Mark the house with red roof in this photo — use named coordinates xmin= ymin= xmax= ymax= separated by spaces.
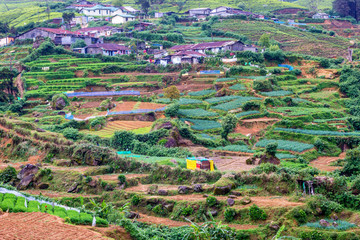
xmin=16 ymin=28 xmax=102 ymax=46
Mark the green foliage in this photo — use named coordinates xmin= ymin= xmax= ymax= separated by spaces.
xmin=181 ymin=118 xmax=221 ymax=131
xmin=242 ymin=101 xmax=260 ymax=111
xmin=303 ymin=219 xmax=356 ymax=231
xmin=153 ymin=204 xmax=167 ymax=216
xmin=111 ymin=131 xmax=135 ymax=150
xmin=307 ymin=195 xmax=343 ymax=216
xmin=0 ymin=166 xmax=17 ymax=183
xmin=253 ymin=79 xmax=273 ymax=92
xmin=165 ymin=103 xmax=179 ymax=117
xmin=224 ymin=208 xmax=236 ymax=222
xmin=178 ymin=108 xmax=218 ymax=118
xmin=131 ymin=195 xmax=141 ymax=206
xmin=342 ymin=149 xmax=360 ymax=176
xmin=118 ymin=174 xmax=126 ymax=184
xmin=181 ymin=205 xmax=194 ymax=216
xmin=265 ymin=142 xmax=278 ymax=156
xmin=256 ymin=139 xmax=314 ymax=153
xmin=275 ymin=128 xmax=360 ymax=137
xmin=259 ymin=33 xmax=270 ymax=48
xmin=211 ymin=97 xmax=261 ymax=111
xmin=206 ymin=196 xmax=217 ymax=207
xmin=235 ymin=111 xmax=261 ymax=118
xmin=260 ymin=90 xmax=292 ymax=97
xmin=164 ymin=85 xmax=180 ymax=100
xmin=292 ymin=208 xmax=307 ymax=224
xmin=249 ymin=204 xmax=267 ymax=221
xmin=215 ymin=145 xmax=254 ymax=153
xmin=62 ymin=127 xmax=80 ymax=141
xmin=221 ymin=113 xmax=238 ymax=140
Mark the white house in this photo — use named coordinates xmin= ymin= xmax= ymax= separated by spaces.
xmin=82 ymin=5 xmax=122 ymax=16
xmin=0 ymin=37 xmax=15 ymax=47
xmin=188 ymin=8 xmax=211 ymax=18
xmin=312 ymin=12 xmax=329 ymax=19
xmin=111 ymin=14 xmax=136 ymax=24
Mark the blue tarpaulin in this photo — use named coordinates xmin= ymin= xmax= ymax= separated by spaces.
xmin=200 ymin=70 xmax=221 ymax=75
xmin=278 ymin=64 xmax=294 ymax=71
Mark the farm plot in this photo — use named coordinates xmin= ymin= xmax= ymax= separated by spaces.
xmin=188 ymin=89 xmax=216 ymax=97
xmin=205 ymin=96 xmax=242 ymax=105
xmin=229 ymin=84 xmax=246 ymax=90
xmin=211 ymin=97 xmax=262 ymax=111
xmin=255 ymin=139 xmax=314 ymax=152
xmin=182 ymin=118 xmax=221 ymax=131
xmin=236 ymin=111 xmax=261 ymax=118
xmin=82 ymin=121 xmax=153 ymax=138
xmin=260 ymin=90 xmax=293 ymax=97
xmin=275 ymin=128 xmax=360 ymax=137
xmin=214 ymin=145 xmax=254 ymax=153
xmin=270 ymin=107 xmax=340 ymax=116
xmin=178 ymin=108 xmax=218 ymax=118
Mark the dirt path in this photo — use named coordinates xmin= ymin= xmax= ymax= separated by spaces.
xmin=95 ymin=173 xmax=148 ymax=182
xmin=235 ymin=117 xmax=279 ymax=137
xmin=137 ymin=213 xmax=258 ymax=230
xmin=310 ymin=152 xmax=346 ymax=172
xmin=100 ymin=72 xmax=180 ymax=77
xmin=0 ymin=212 xmax=109 ymax=240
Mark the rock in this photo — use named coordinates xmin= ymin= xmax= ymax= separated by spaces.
xmin=126 ymin=212 xmax=140 ymax=219
xmin=55 ymin=97 xmax=66 ymax=110
xmin=240 ymin=197 xmax=251 ymax=205
xmin=258 ymin=154 xmax=280 ymax=165
xmin=331 ymin=214 xmax=339 ymax=221
xmin=57 ymin=111 xmax=66 ymax=115
xmin=147 ymin=185 xmax=158 ymax=195
xmin=158 ymin=189 xmax=169 ymax=196
xmin=164 ymin=203 xmax=174 ymax=212
xmin=207 ymin=210 xmax=218 ymax=217
xmin=87 ymin=180 xmax=97 ymax=188
xmin=54 ymin=159 xmax=71 ymax=167
xmin=34 ymin=119 xmax=39 ymax=123
xmin=230 ymin=191 xmax=242 ymax=196
xmin=164 ymin=138 xmax=177 ymax=148
xmin=269 ymin=222 xmax=280 ymax=231
xmin=228 ymin=195 xmax=237 ymax=199
xmin=227 ymin=198 xmax=235 ymax=206
xmin=160 ymin=122 xmax=173 ymax=130
xmin=319 ymin=219 xmax=330 ymax=227
xmin=332 ymin=221 xmax=338 ymax=227
xmin=67 ymin=182 xmax=78 ymax=193
xmin=178 ymin=186 xmax=193 ymax=194
xmin=203 ymin=194 xmax=209 ymax=198
xmin=17 ymin=164 xmax=39 ymax=190
xmin=38 ymin=183 xmax=49 ymax=189
xmin=193 ymin=184 xmax=203 ymax=193
xmin=36 ymin=128 xmax=46 ymax=132
xmin=213 ymin=185 xmax=232 ymax=195
xmin=146 ymin=198 xmax=159 ymax=204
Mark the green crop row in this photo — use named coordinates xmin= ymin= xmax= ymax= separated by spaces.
xmin=229 ymin=84 xmax=246 ymax=91
xmin=275 ymin=128 xmax=360 ymax=137
xmin=216 ymin=77 xmax=237 ymax=82
xmin=205 ymin=96 xmax=241 ymax=104
xmin=260 ymin=90 xmax=293 ymax=97
xmin=178 ymin=108 xmax=218 ymax=118
xmin=211 ymin=97 xmax=261 ymax=111
xmin=215 ymin=145 xmax=254 ymax=153
xmin=178 ymin=98 xmax=203 ymax=105
xmin=0 ymin=192 xmax=108 ymax=227
xmin=255 ymin=139 xmax=314 ymax=152
xmin=235 ymin=111 xmax=261 ymax=118
xmin=271 ymin=107 xmax=338 ymax=116
xmin=188 ymin=89 xmax=216 ymax=97
xmin=181 ymin=118 xmax=221 ymax=131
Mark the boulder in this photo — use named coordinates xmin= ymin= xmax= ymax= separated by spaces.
xmin=240 ymin=197 xmax=251 ymax=205
xmin=147 ymin=185 xmax=158 ymax=195
xmin=230 ymin=191 xmax=242 ymax=196
xmin=332 ymin=221 xmax=338 ymax=227
xmin=55 ymin=98 xmax=66 ymax=110
xmin=319 ymin=219 xmax=330 ymax=227
xmin=36 ymin=128 xmax=46 ymax=132
xmin=213 ymin=184 xmax=232 ymax=195
xmin=269 ymin=222 xmax=280 ymax=231
xmin=67 ymin=182 xmax=79 ymax=193
xmin=164 ymin=138 xmax=177 ymax=148
xmin=228 ymin=195 xmax=237 ymax=199
xmin=164 ymin=203 xmax=175 ymax=212
xmin=57 ymin=111 xmax=66 ymax=115
xmin=158 ymin=189 xmax=169 ymax=196
xmin=227 ymin=198 xmax=235 ymax=206
xmin=34 ymin=119 xmax=39 ymax=123
xmin=126 ymin=212 xmax=140 ymax=219
xmin=207 ymin=210 xmax=218 ymax=217
xmin=38 ymin=183 xmax=49 ymax=189
xmin=178 ymin=186 xmax=193 ymax=194
xmin=87 ymin=180 xmax=97 ymax=188
xmin=54 ymin=159 xmax=71 ymax=167
xmin=193 ymin=184 xmax=203 ymax=193
xmin=17 ymin=164 xmax=39 ymax=190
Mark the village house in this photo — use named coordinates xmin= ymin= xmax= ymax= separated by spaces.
xmin=111 ymin=14 xmax=136 ymax=24
xmin=75 ymin=26 xmax=121 ymax=38
xmin=0 ymin=37 xmax=15 ymax=47
xmin=120 ymin=6 xmax=141 ymax=15
xmin=84 ymin=43 xmax=130 ymax=56
xmin=71 ymin=16 xmax=89 ymax=26
xmin=171 ymin=51 xmax=206 ymax=64
xmin=16 ymin=28 xmax=102 ymax=46
xmin=209 ymin=7 xmax=253 ymax=17
xmin=169 ymin=41 xmax=257 ymax=54
xmin=186 ymin=8 xmax=211 ymax=19
xmin=312 ymin=12 xmax=329 ymax=19
xmin=81 ymin=5 xmax=122 ymax=16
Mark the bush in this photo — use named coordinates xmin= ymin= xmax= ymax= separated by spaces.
xmin=153 ymin=204 xmax=167 ymax=216
xmin=118 ymin=174 xmax=126 ymax=184
xmin=242 ymin=101 xmax=260 ymax=111
xmin=206 ymin=196 xmax=217 ymax=207
xmin=131 ymin=195 xmax=141 ymax=206
xmin=0 ymin=166 xmax=17 ymax=183
xmin=224 ymin=208 xmax=236 ymax=222
xmin=181 ymin=205 xmax=194 ymax=216
xmin=292 ymin=208 xmax=307 ymax=224
xmin=265 ymin=142 xmax=278 ymax=156
xmin=320 ymin=58 xmax=330 ymax=68
xmin=293 ymin=69 xmax=302 ymax=76
xmin=62 ymin=127 xmax=80 ymax=141
xmin=249 ymin=205 xmax=267 ymax=220
xmin=165 ymin=103 xmax=179 ymax=117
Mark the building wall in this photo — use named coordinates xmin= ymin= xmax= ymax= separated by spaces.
xmin=17 ymin=29 xmax=56 ymax=40
xmin=86 ymin=47 xmax=103 ymax=54
xmin=112 ymin=16 xmax=135 ymax=24
xmin=83 ymin=9 xmax=114 ymax=16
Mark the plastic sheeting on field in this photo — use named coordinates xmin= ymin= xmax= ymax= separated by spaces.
xmin=65 ymin=90 xmax=140 ymax=98
xmin=278 ymin=64 xmax=294 ymax=71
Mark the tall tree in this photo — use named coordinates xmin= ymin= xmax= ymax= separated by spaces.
xmin=135 ymin=0 xmax=151 ymax=16
xmin=333 ymin=0 xmax=360 ymax=21
xmin=0 ymin=67 xmax=18 ymax=100
xmin=221 ymin=113 xmax=237 ymax=140
xmin=62 ymin=12 xmax=75 ymax=30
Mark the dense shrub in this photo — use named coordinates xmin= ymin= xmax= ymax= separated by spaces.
xmin=206 ymin=196 xmax=217 ymax=207
xmin=0 ymin=166 xmax=17 ymax=183
xmin=249 ymin=205 xmax=267 ymax=220
xmin=224 ymin=208 xmax=236 ymax=222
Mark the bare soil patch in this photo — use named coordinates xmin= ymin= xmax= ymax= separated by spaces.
xmin=310 ymin=152 xmax=346 ymax=172
xmin=0 ymin=212 xmax=109 ymax=240
xmin=235 ymin=118 xmax=279 ymax=137
xmin=126 ymin=183 xmax=181 ymax=193
xmin=212 ymin=156 xmax=256 ymax=172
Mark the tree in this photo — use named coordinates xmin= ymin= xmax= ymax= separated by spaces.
xmin=342 ymin=148 xmax=360 ymax=176
xmin=62 ymin=12 xmax=75 ymax=30
xmin=135 ymin=0 xmax=151 ymax=16
xmin=265 ymin=142 xmax=278 ymax=157
xmin=0 ymin=67 xmax=18 ymax=101
xmin=164 ymin=103 xmax=179 ymax=117
xmin=221 ymin=113 xmax=237 ymax=140
xmin=163 ymin=85 xmax=180 ymax=100
xmin=71 ymin=39 xmax=86 ymax=49
xmin=333 ymin=0 xmax=360 ymax=21
xmin=307 ymin=0 xmax=324 ymax=12
xmin=112 ymin=0 xmax=123 ymax=7
xmin=258 ymin=33 xmax=270 ymax=48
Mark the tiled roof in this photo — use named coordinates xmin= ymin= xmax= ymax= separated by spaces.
xmin=173 ymin=51 xmax=206 ymax=57
xmin=38 ymin=28 xmax=80 ymax=35
xmin=87 ymin=43 xmax=129 ymax=51
xmin=72 ymin=4 xmax=96 ymax=7
xmin=76 ymin=26 xmax=114 ymax=33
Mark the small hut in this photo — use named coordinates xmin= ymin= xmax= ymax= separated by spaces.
xmin=186 ymin=157 xmax=214 ymax=171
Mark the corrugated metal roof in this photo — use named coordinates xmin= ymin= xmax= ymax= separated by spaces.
xmin=87 ymin=43 xmax=129 ymax=51
xmin=170 ymin=41 xmax=237 ymax=51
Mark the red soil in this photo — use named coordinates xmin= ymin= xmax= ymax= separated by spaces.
xmin=137 ymin=102 xmax=166 ymax=110
xmin=310 ymin=152 xmax=346 ymax=172
xmin=212 ymin=156 xmax=256 ymax=172
xmin=0 ymin=212 xmax=109 ymax=240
